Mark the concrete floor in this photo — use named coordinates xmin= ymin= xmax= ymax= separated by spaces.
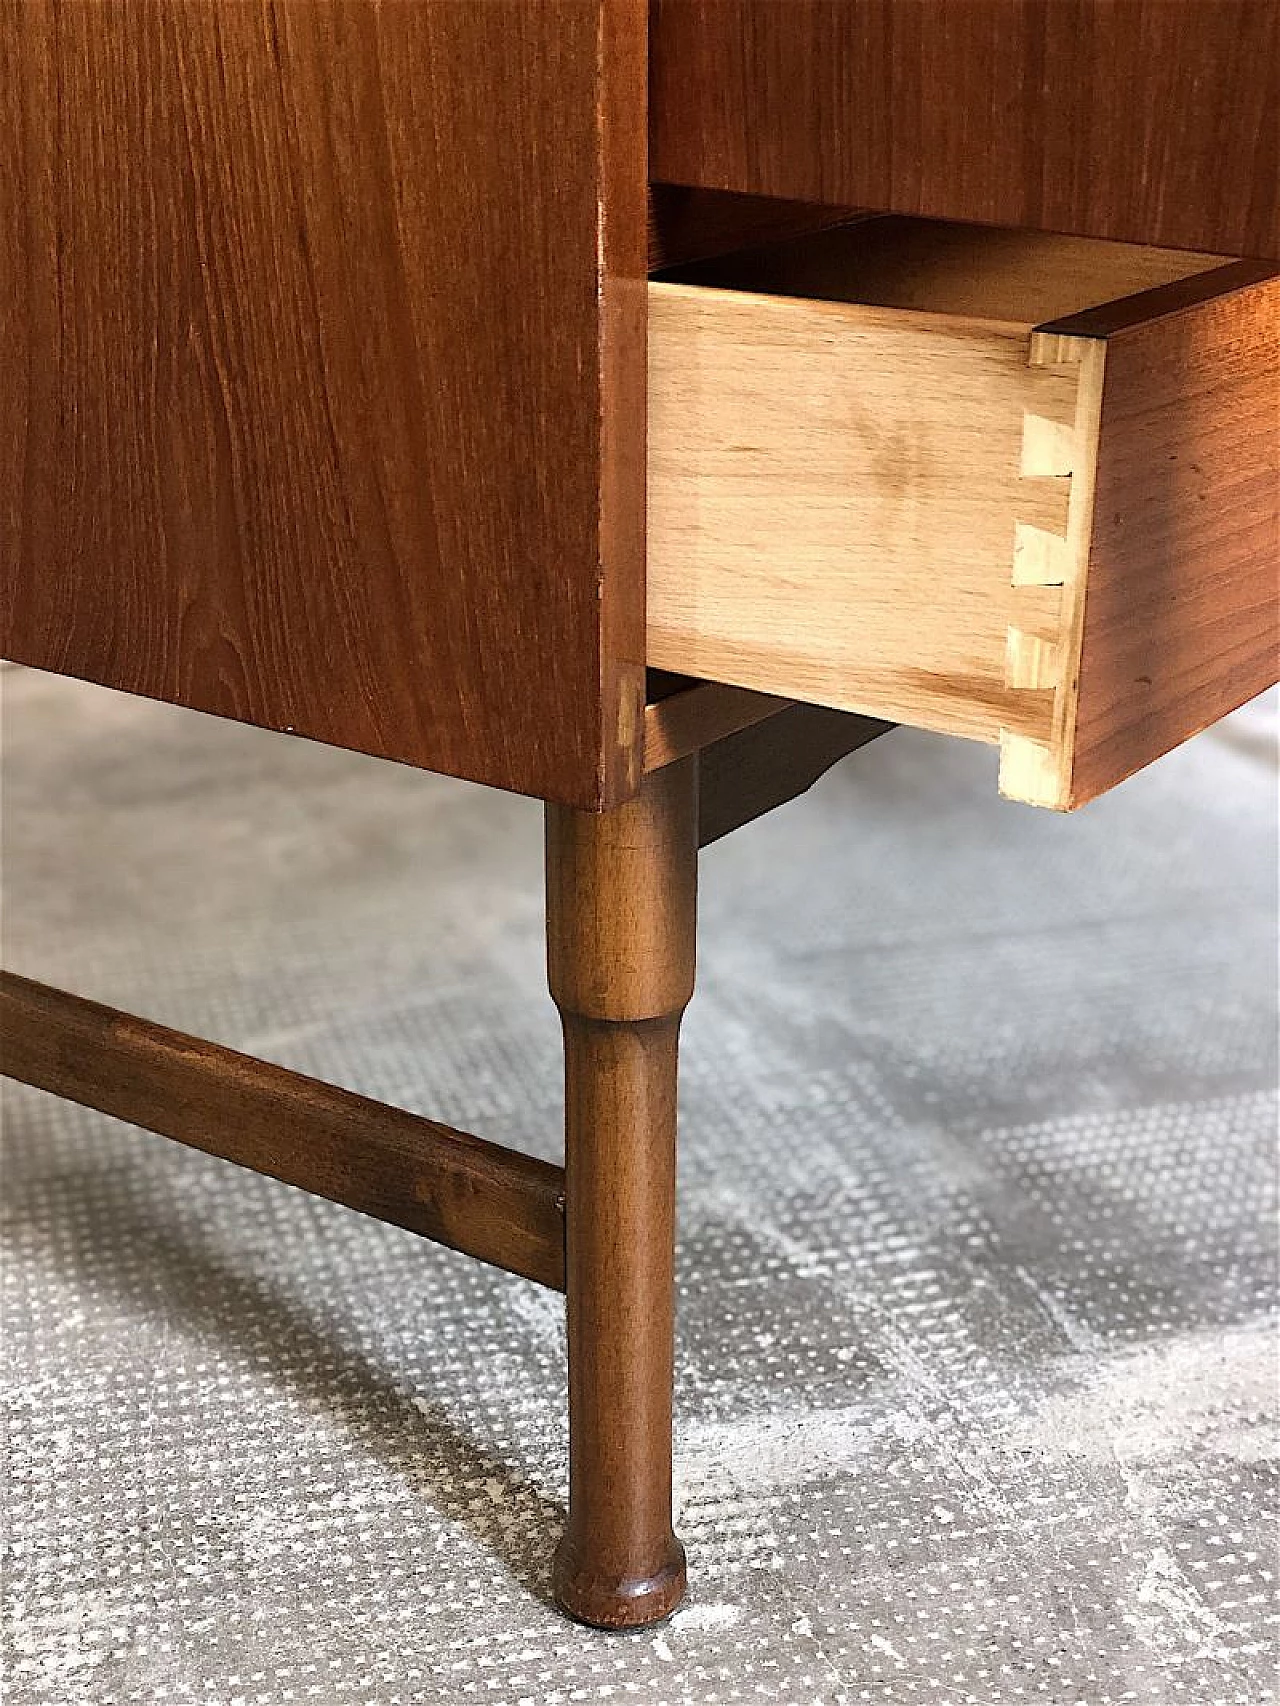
xmin=2 ymin=667 xmax=1277 ymax=1706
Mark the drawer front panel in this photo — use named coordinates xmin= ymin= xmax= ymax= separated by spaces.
xmin=651 ymin=0 xmax=1280 ymax=260
xmin=1052 ymin=270 xmax=1280 ymax=808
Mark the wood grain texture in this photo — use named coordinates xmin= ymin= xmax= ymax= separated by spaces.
xmin=647 ymin=222 xmax=1219 ymax=748
xmin=545 ymin=759 xmax=697 ymax=1628
xmin=643 ymin=680 xmax=790 ymax=772
xmin=1060 ymin=269 xmax=1280 ymax=808
xmin=647 ymin=277 xmax=1082 ymax=745
xmin=0 ymin=971 xmax=567 ymax=1291
xmin=651 ymin=0 xmax=1280 ymax=258
xmin=697 ymin=706 xmax=893 ymax=847
xmin=0 ymin=1 xmax=648 ymax=809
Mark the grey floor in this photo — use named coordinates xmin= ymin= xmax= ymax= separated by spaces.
xmin=2 ymin=666 xmax=1277 ymax=1706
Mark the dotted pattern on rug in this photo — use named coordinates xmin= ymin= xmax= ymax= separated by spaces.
xmin=3 ymin=670 xmax=1277 ymax=1706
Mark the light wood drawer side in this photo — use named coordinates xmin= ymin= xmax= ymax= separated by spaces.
xmin=647 ymin=234 xmax=1278 ymax=808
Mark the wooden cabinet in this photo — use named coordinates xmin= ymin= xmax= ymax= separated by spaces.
xmin=1 ymin=0 xmax=1276 ymax=1638
xmin=4 ymin=3 xmax=1274 ymax=813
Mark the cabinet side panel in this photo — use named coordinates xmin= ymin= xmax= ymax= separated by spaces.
xmin=0 ymin=0 xmax=647 ymax=808
xmin=1068 ymin=276 xmax=1280 ymax=806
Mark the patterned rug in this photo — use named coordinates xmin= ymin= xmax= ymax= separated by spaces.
xmin=3 ymin=668 xmax=1276 ymax=1705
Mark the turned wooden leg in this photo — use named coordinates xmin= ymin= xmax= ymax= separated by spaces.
xmin=544 ymin=756 xmax=697 ymax=1629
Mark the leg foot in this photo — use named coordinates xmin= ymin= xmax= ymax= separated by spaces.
xmin=553 ymin=1528 xmax=687 ymax=1630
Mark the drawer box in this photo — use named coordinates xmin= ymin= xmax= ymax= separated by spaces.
xmin=647 ymin=220 xmax=1279 ymax=807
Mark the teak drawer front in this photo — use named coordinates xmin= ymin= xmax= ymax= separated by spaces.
xmin=647 ymin=224 xmax=1280 ymax=809
xmin=650 ymin=0 xmax=1280 ymax=259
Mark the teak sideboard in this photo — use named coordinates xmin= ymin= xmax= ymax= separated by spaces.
xmin=2 ymin=1 xmax=1276 ymax=1629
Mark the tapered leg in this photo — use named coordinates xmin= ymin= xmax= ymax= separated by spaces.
xmin=545 ymin=757 xmax=698 ymax=1629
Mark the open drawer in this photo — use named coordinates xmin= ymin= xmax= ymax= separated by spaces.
xmin=647 ymin=220 xmax=1279 ymax=808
